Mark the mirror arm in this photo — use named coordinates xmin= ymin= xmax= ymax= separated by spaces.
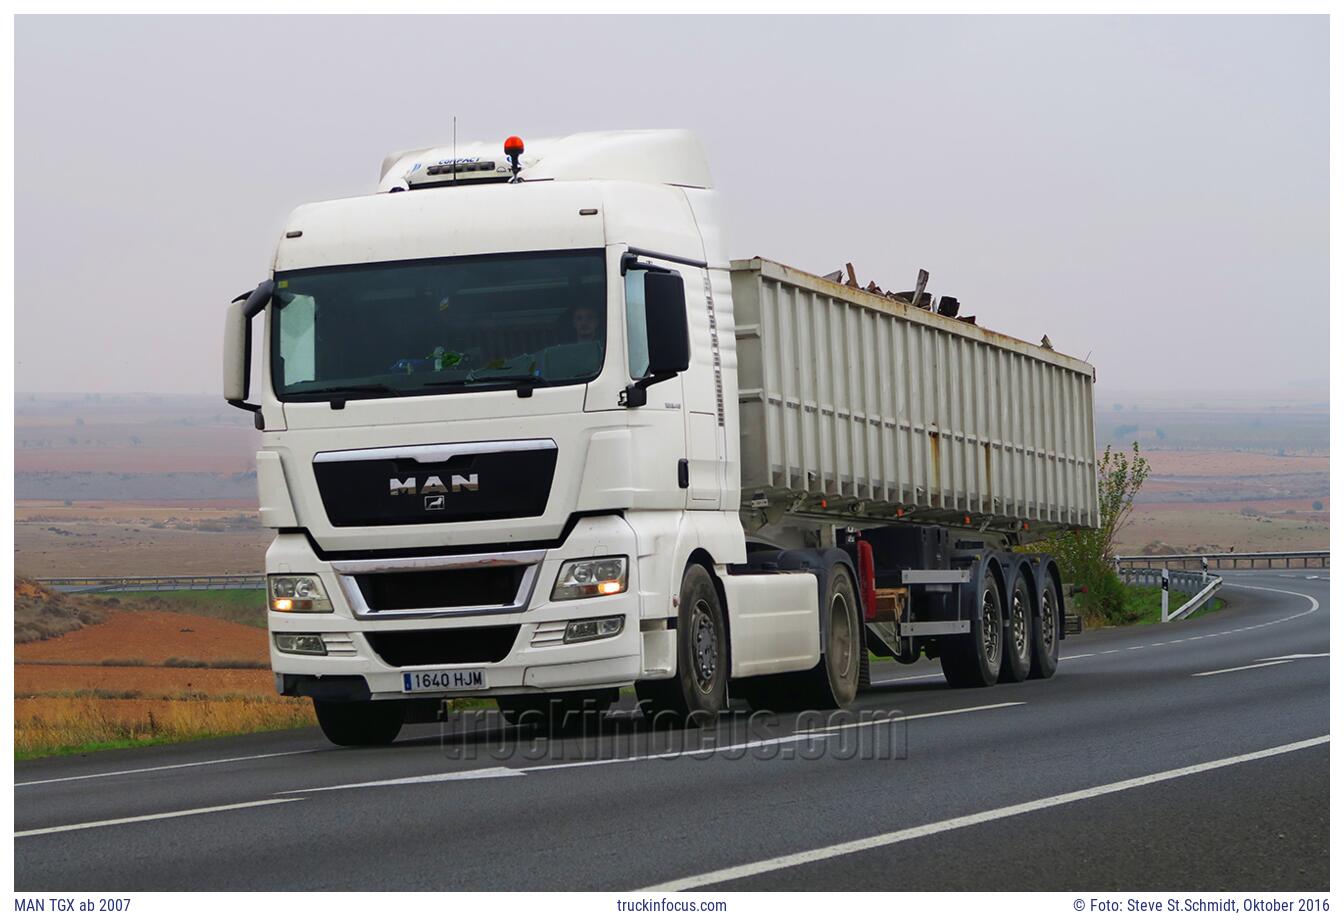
xmin=620 ymin=372 xmax=677 ymax=409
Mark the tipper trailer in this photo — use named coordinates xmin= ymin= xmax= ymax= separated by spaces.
xmin=223 ymin=129 xmax=1098 ymax=745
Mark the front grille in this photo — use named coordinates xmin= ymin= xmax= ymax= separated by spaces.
xmin=314 ymin=444 xmax=558 ymax=527
xmin=354 ymin=566 xmax=526 ymax=612
xmin=367 ymin=626 xmax=520 ymax=667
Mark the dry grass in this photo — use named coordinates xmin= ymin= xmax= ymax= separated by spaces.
xmin=15 ymin=697 xmax=315 ymax=759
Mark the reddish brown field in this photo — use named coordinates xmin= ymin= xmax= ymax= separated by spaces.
xmin=15 ymin=611 xmax=268 ymax=665
xmin=16 ymin=664 xmax=275 ymax=697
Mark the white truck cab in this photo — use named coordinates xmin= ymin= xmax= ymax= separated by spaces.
xmin=225 ymin=130 xmax=1093 ymax=745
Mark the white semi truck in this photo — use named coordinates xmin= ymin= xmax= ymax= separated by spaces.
xmin=224 ymin=129 xmax=1098 ymax=746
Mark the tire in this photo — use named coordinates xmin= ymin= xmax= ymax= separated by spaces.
xmin=999 ymin=567 xmax=1034 ymax=683
xmin=794 ymin=564 xmax=863 ymax=710
xmin=498 ymin=690 xmax=618 ymax=734
xmin=1029 ymin=567 xmax=1062 ymax=679
xmin=636 ymin=564 xmax=728 ymax=728
xmin=939 ymin=567 xmax=1004 ymax=688
xmin=313 ymin=699 xmax=406 ymax=746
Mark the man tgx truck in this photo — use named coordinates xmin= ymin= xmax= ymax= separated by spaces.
xmin=223 ymin=129 xmax=1098 ymax=746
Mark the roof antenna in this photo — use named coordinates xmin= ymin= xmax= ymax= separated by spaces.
xmin=452 ymin=115 xmax=457 ymax=186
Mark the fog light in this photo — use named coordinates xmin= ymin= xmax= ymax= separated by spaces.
xmin=275 ymin=633 xmax=327 ymax=655
xmin=564 ymin=615 xmax=625 ymax=644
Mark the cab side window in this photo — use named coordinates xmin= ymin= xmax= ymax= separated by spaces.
xmin=624 ymin=269 xmax=650 ymax=379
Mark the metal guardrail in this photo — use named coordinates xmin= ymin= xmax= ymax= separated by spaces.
xmin=1119 ymin=567 xmax=1223 ymax=620
xmin=1115 ymin=550 xmax=1328 ymax=572
xmin=36 ymin=575 xmax=265 ymax=594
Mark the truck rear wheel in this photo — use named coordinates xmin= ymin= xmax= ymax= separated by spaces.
xmin=313 ymin=699 xmax=406 ymax=746
xmin=636 ymin=564 xmax=727 ymax=728
xmin=795 ymin=564 xmax=863 ymax=709
xmin=498 ymin=690 xmax=618 ymax=735
xmin=999 ymin=569 xmax=1034 ymax=683
xmin=1029 ymin=568 xmax=1062 ymax=679
xmin=939 ymin=568 xmax=1004 ymax=688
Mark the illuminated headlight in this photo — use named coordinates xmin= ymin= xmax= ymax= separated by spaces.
xmin=564 ymin=615 xmax=625 ymax=643
xmin=268 ymin=574 xmax=333 ymax=612
xmin=551 ymin=556 xmax=628 ymax=601
xmin=274 ymin=633 xmax=327 ymax=655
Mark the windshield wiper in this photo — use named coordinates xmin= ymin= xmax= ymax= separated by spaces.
xmin=463 ymin=372 xmax=540 ymax=385
xmin=285 ymin=382 xmax=406 ymax=409
xmin=287 ymin=383 xmax=401 ymax=398
xmin=459 ymin=371 xmax=541 ymax=398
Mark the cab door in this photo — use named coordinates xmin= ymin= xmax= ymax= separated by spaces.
xmin=623 ymin=259 xmax=719 ymax=509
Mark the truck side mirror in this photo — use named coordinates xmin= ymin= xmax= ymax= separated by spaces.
xmin=643 ymin=272 xmax=690 ymax=376
xmin=621 ymin=271 xmax=689 ymax=409
xmin=223 ymin=280 xmax=274 ymax=419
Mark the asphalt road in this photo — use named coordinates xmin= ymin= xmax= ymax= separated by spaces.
xmin=15 ymin=570 xmax=1329 ymax=891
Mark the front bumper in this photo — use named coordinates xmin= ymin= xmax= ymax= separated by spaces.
xmin=266 ymin=515 xmax=646 ymax=701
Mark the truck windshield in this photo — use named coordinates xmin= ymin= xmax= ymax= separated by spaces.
xmin=270 ymin=250 xmax=606 ymax=401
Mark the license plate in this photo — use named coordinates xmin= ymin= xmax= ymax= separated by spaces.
xmin=402 ymin=669 xmax=488 ymax=693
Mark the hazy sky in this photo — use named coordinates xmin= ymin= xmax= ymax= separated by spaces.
xmin=15 ymin=15 xmax=1328 ymax=397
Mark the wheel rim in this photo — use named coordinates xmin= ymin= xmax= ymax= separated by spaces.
xmin=1040 ymin=587 xmax=1058 ymax=654
xmin=691 ymin=600 xmax=719 ymax=694
xmin=981 ymin=584 xmax=1001 ymax=664
xmin=1010 ymin=582 xmax=1029 ymax=660
xmin=829 ymin=592 xmax=855 ymax=679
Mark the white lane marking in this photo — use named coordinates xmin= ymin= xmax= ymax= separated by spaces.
xmin=1232 ymin=582 xmax=1321 ymax=615
xmin=1194 ymin=651 xmax=1330 ymax=678
xmin=1126 ymin=646 xmax=1145 ymax=651
xmin=15 ymin=797 xmax=304 ymax=838
xmin=15 ymin=749 xmax=322 ymax=788
xmin=282 ymin=702 xmax=1025 ymax=794
xmin=1194 ymin=661 xmax=1292 ymax=677
xmin=285 ymin=766 xmax=522 ymax=793
xmin=645 ymin=735 xmax=1330 ymax=891
xmin=869 ymin=673 xmax=941 ymax=686
xmin=1061 ymin=653 xmax=1095 ymax=660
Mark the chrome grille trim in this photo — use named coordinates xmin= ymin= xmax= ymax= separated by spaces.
xmin=331 ymin=550 xmax=545 ymax=620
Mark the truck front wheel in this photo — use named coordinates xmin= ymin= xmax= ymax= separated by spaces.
xmin=637 ymin=564 xmax=727 ymax=728
xmin=313 ymin=699 xmax=406 ymax=746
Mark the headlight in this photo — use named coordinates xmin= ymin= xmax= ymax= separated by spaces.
xmin=268 ymin=574 xmax=333 ymax=612
xmin=551 ymin=556 xmax=628 ymax=601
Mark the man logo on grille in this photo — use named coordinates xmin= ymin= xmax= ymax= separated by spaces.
xmin=424 ymin=495 xmax=446 ymax=511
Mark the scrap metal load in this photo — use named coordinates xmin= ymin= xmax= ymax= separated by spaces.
xmin=732 ymin=258 xmax=1098 ymax=538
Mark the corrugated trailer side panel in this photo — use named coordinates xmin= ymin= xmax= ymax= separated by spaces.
xmin=732 ymin=259 xmax=1098 ymax=534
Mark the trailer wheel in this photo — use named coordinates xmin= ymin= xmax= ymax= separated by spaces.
xmin=939 ymin=568 xmax=1004 ymax=688
xmin=999 ymin=568 xmax=1034 ymax=683
xmin=1029 ymin=568 xmax=1062 ymax=679
xmin=313 ymin=699 xmax=406 ymax=746
xmin=498 ymin=690 xmax=618 ymax=735
xmin=636 ymin=564 xmax=727 ymax=727
xmin=795 ymin=564 xmax=862 ymax=710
